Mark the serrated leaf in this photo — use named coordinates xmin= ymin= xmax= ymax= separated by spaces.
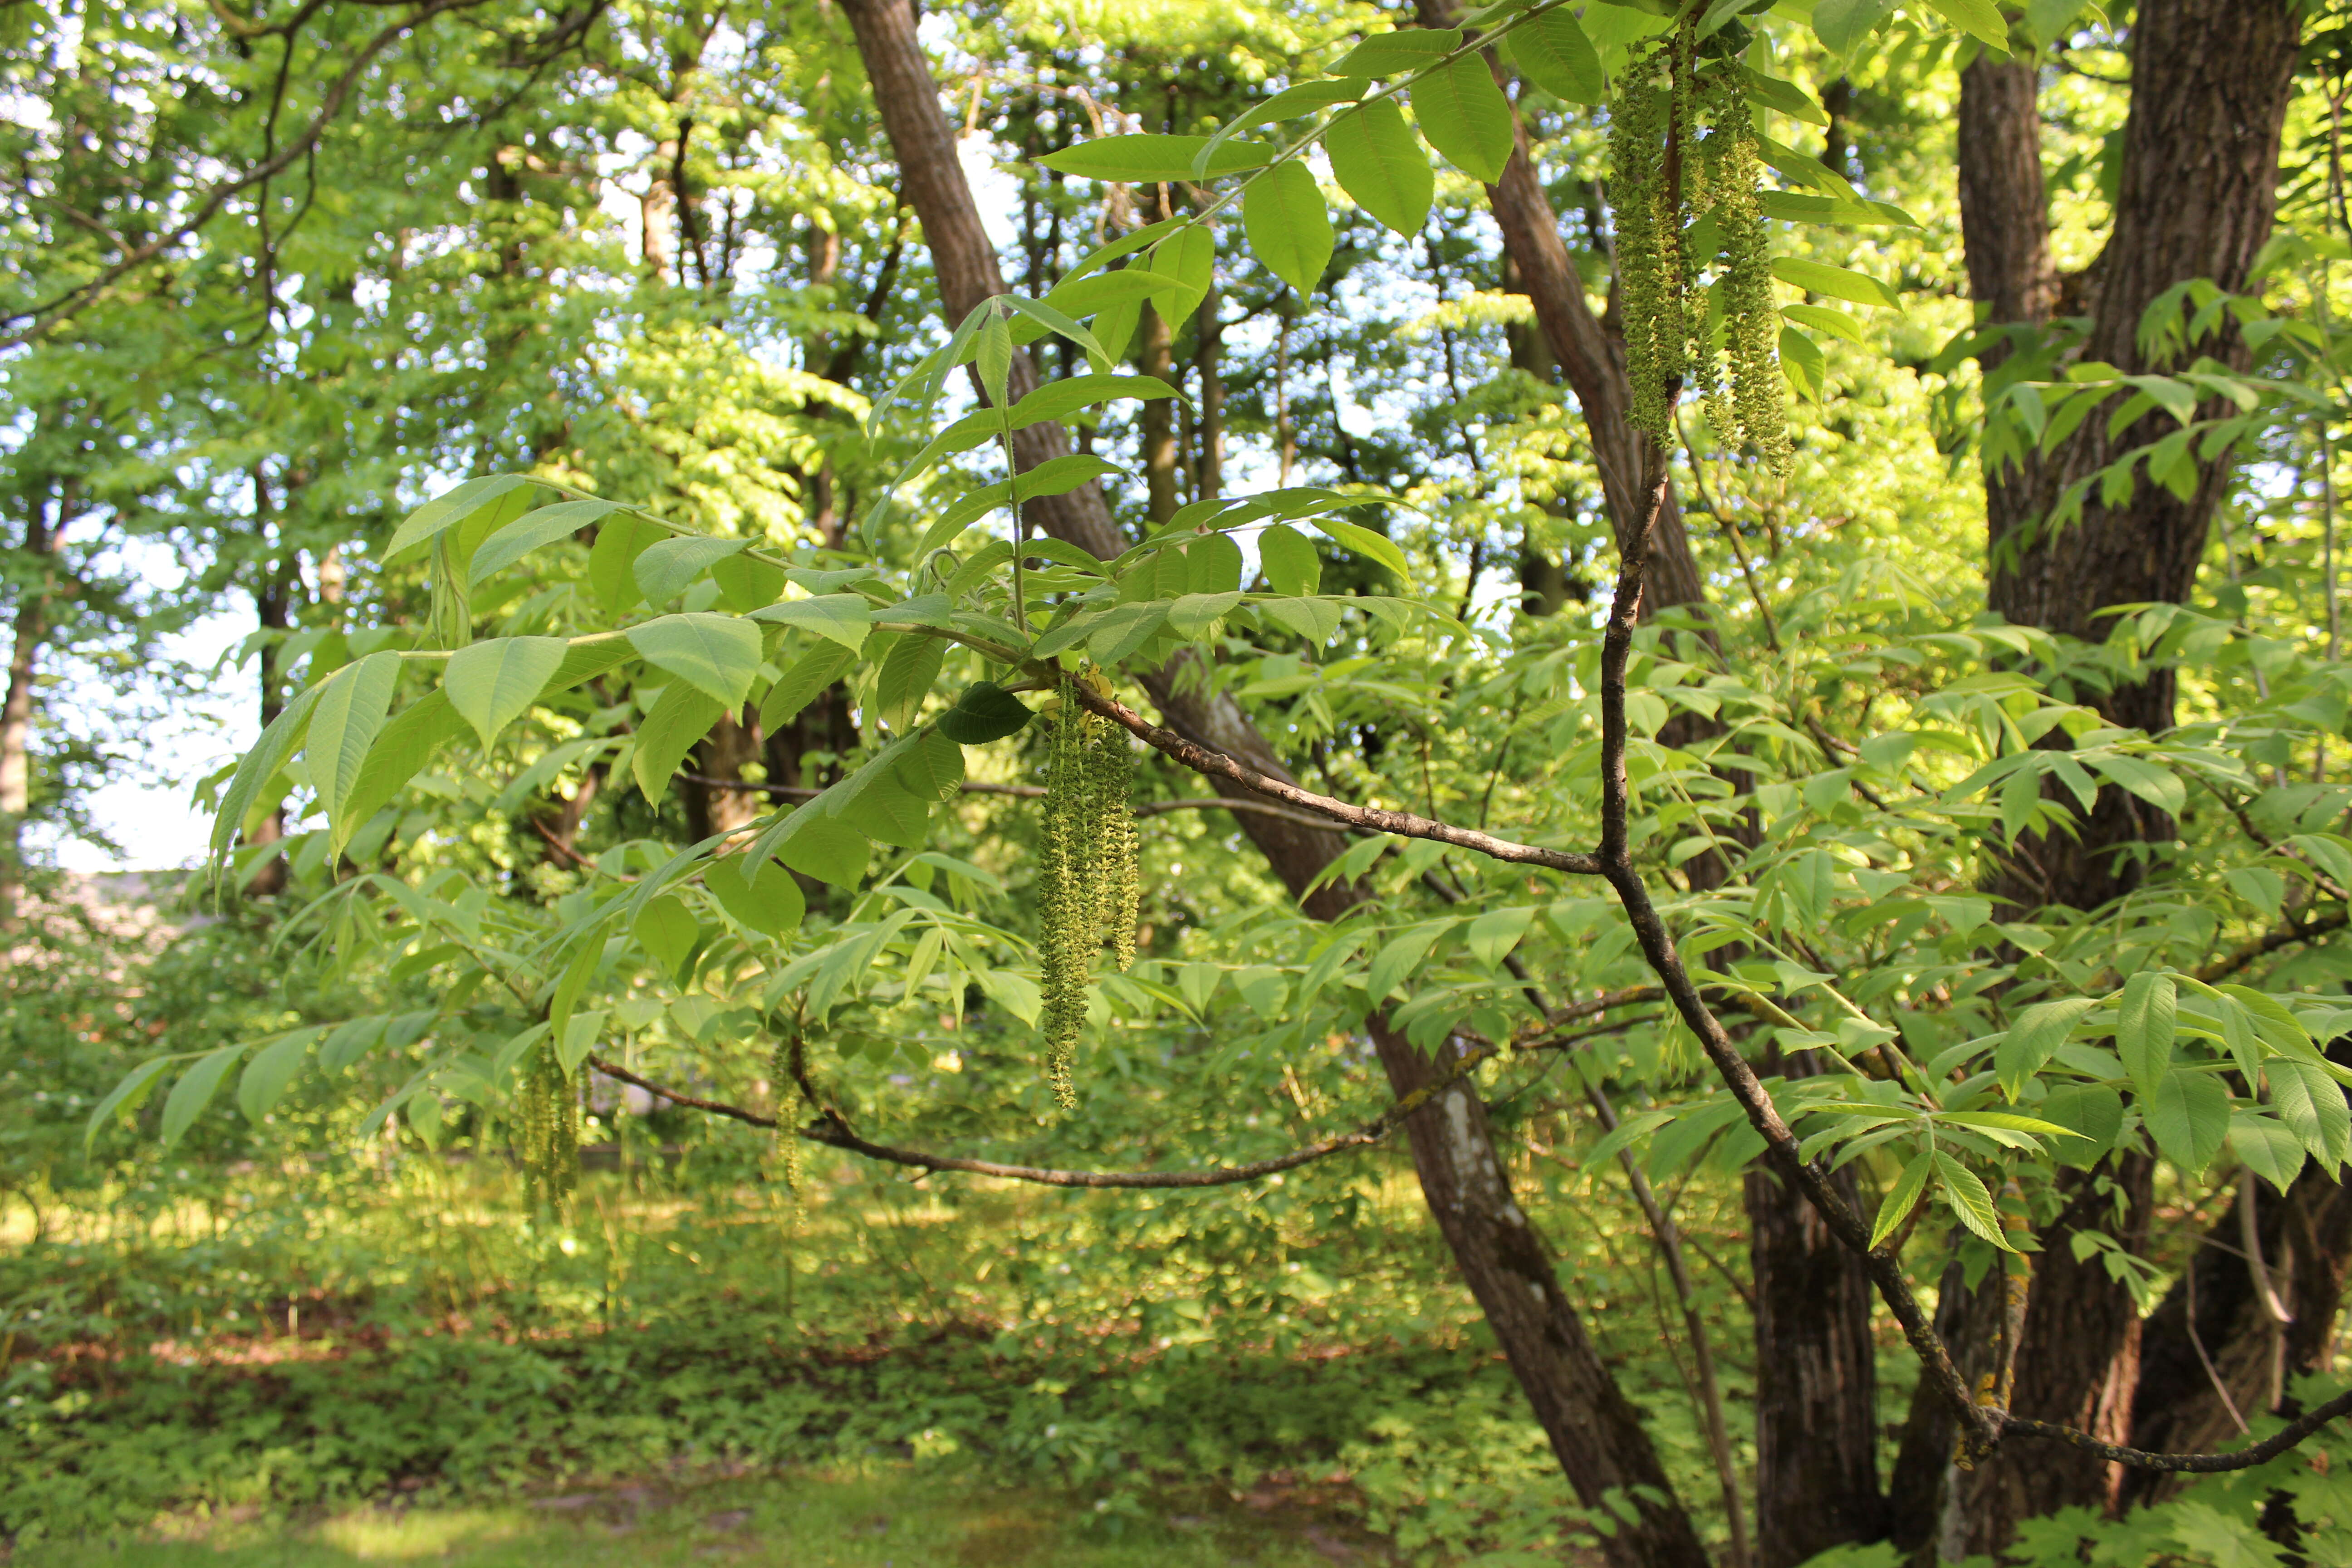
xmin=84 ymin=1057 xmax=177 ymax=1152
xmin=1780 ymin=325 xmax=1825 ymax=402
xmin=2270 ymin=1057 xmax=2352 ymax=1173
xmin=877 ymin=634 xmax=946 ymax=731
xmin=1259 ymin=524 xmax=1323 ymax=596
xmin=1504 ymin=6 xmax=1602 ymax=104
xmin=634 ymin=894 xmax=700 ymax=977
xmin=1782 ymin=303 xmax=1867 ymax=344
xmin=1244 ymin=160 xmax=1335 ymax=297
xmin=1367 ymin=918 xmax=1456 ymax=1001
xmin=706 ymin=853 xmax=805 ymax=938
xmin=467 ymin=499 xmax=618 ymax=587
xmin=938 ymin=682 xmax=1034 ymax=745
xmin=238 ymin=1028 xmax=320 ymax=1123
xmin=1310 ymin=516 xmax=1409 ymax=583
xmin=444 ymin=637 xmax=568 ymax=751
xmin=2039 ymin=1082 xmax=2123 ymax=1169
xmin=778 ymin=818 xmax=868 ymax=889
xmin=1329 ymin=28 xmax=1458 ymax=77
xmin=209 ymin=681 xmax=323 ymax=866
xmin=161 ymin=1045 xmax=245 ymax=1148
xmin=1935 ymin=1152 xmax=2014 ymax=1250
xmin=2232 ymin=1112 xmax=2305 ymax=1194
xmin=750 ymin=594 xmax=872 ymax=652
xmin=1925 ymin=0 xmax=2009 ymax=50
xmin=2116 ymin=971 xmax=2177 ymax=1099
xmin=1772 ymin=255 xmax=1902 ymax=310
xmin=635 ymin=536 xmax=750 ymax=607
xmin=1412 ymin=57 xmax=1513 ymax=183
xmin=1037 ymin=134 xmax=1273 ymax=181
xmin=383 ymin=474 xmax=540 ymax=564
xmin=1870 ymin=1148 xmax=1935 ymax=1247
xmin=1148 ymin=227 xmax=1215 ymax=327
xmin=1465 ymin=906 xmax=1534 ymax=969
xmin=1326 ymin=100 xmax=1433 ymax=237
xmin=2086 ymin=753 xmax=2186 ymax=815
xmin=1813 ymin=0 xmax=1897 ymax=56
xmin=630 ymin=683 xmax=725 ymax=802
xmin=2146 ymin=1067 xmax=2230 ymax=1176
xmin=628 ymin=613 xmax=762 ymax=707
xmin=306 ymin=651 xmax=403 ymax=837
xmin=1740 ymin=67 xmax=1828 ymax=126
xmin=1995 ymin=996 xmax=2095 ymax=1098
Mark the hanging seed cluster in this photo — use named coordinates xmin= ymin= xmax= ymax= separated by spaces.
xmin=1035 ymin=675 xmax=1139 ymax=1107
xmin=517 ymin=1033 xmax=578 ymax=1209
xmin=1610 ymin=20 xmax=1791 ymax=476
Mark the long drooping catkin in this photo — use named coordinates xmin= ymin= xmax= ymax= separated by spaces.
xmin=519 ymin=1034 xmax=578 ymax=1209
xmin=1034 ymin=673 xmax=1139 ymax=1105
xmin=1610 ymin=19 xmax=1790 ymax=477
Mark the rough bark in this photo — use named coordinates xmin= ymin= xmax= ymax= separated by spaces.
xmin=1195 ymin=289 xmax=1225 ymax=500
xmin=1745 ymin=1061 xmax=1884 ymax=1567
xmin=1944 ymin=15 xmax=2306 ymax=1556
xmin=1954 ymin=1157 xmax=2156 ymax=1553
xmin=1138 ymin=304 xmax=1180 ymax=524
xmin=685 ymin=709 xmax=764 ymax=840
xmin=837 ymin=3 xmax=1708 ymax=1561
xmin=1970 ymin=0 xmax=2299 ymax=910
xmin=0 ymin=491 xmax=54 ymax=928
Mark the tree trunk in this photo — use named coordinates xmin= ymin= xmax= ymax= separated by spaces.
xmin=1953 ymin=1157 xmax=2155 ymax=1553
xmin=1138 ymin=304 xmax=1180 ymax=524
xmin=1195 ymin=289 xmax=1225 ymax=501
xmin=246 ymin=466 xmax=297 ymax=897
xmin=0 ymin=490 xmax=55 ymax=929
xmin=837 ymin=4 xmax=1710 ymax=1560
xmin=1745 ymin=1058 xmax=1884 ymax=1568
xmin=685 ymin=708 xmax=765 ymax=841
xmin=1949 ymin=8 xmax=2304 ymax=1553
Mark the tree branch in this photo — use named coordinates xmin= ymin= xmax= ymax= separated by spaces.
xmin=586 ymin=1043 xmax=1500 ymax=1190
xmin=2 ymin=0 xmax=484 ymax=348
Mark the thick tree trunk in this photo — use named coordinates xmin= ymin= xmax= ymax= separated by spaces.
xmin=0 ymin=495 xmax=54 ymax=929
xmin=685 ymin=709 xmax=764 ymax=840
xmin=838 ymin=4 xmax=1709 ymax=1561
xmin=1137 ymin=304 xmax=1180 ymax=524
xmin=1745 ymin=1060 xmax=1884 ymax=1568
xmin=1953 ymin=1157 xmax=2155 ymax=1553
xmin=1195 ymin=289 xmax=1225 ymax=501
xmin=1949 ymin=6 xmax=2305 ymax=1554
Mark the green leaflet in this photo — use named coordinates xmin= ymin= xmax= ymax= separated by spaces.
xmin=630 ymin=683 xmax=726 ymax=802
xmin=210 ymin=682 xmax=325 ymax=866
xmin=444 ymin=637 xmax=568 ymax=750
xmin=2145 ymin=1066 xmax=2230 ymax=1177
xmin=751 ymin=595 xmax=872 ymax=652
xmin=383 ymin=474 xmax=543 ymax=564
xmin=635 ymin=536 xmax=750 ymax=607
xmin=1037 ymin=134 xmax=1273 ymax=181
xmin=707 ymin=853 xmax=806 ymax=937
xmin=1870 ymin=1148 xmax=1934 ymax=1249
xmin=778 ymin=818 xmax=868 ymax=889
xmin=761 ymin=640 xmax=860 ymax=731
xmin=1243 ymin=161 xmax=1334 ymax=298
xmin=938 ymin=683 xmax=1034 ymax=745
xmin=1411 ymin=57 xmax=1512 ymax=184
xmin=1259 ymin=524 xmax=1323 ymax=596
xmin=1328 ymin=29 xmax=1457 ymax=78
xmin=1326 ymin=100 xmax=1432 ymax=237
xmin=306 ymin=651 xmax=403 ymax=843
xmin=161 ymin=1045 xmax=245 ymax=1148
xmin=339 ymin=691 xmax=467 ymax=847
xmin=1502 ymin=6 xmax=1602 ymax=105
xmin=634 ymin=895 xmax=700 ymax=978
xmin=1771 ymin=256 xmax=1903 ymax=311
xmin=239 ymin=1027 xmax=324 ymax=1123
xmin=1993 ymin=996 xmax=2094 ymax=1098
xmin=628 ymin=613 xmax=762 ymax=707
xmin=1934 ymin=1152 xmax=2012 ymax=1251
xmin=2115 ymin=971 xmax=2177 ymax=1099
xmin=467 ymin=498 xmax=618 ymax=587
xmin=1311 ymin=516 xmax=1410 ymax=583
xmin=876 ymin=634 xmax=945 ymax=732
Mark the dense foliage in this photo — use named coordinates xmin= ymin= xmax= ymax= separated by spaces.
xmin=15 ymin=0 xmax=2352 ymax=1563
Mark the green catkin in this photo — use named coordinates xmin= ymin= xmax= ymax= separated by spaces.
xmin=1037 ymin=680 xmax=1090 ymax=1107
xmin=1611 ymin=40 xmax=1675 ymax=443
xmin=1609 ymin=23 xmax=1789 ymax=475
xmin=519 ymin=1034 xmax=578 ymax=1210
xmin=770 ymin=1035 xmax=804 ymax=1202
xmin=1032 ymin=674 xmax=1142 ymax=1105
xmin=1087 ymin=712 xmax=1138 ymax=971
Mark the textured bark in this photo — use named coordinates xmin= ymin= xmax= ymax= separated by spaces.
xmin=0 ymin=494 xmax=53 ymax=928
xmin=2126 ymin=1168 xmax=2352 ymax=1500
xmin=1195 ymin=289 xmax=1225 ymax=501
xmin=1137 ymin=304 xmax=1180 ymax=524
xmin=685 ymin=709 xmax=764 ymax=840
xmin=1967 ymin=0 xmax=2299 ymax=911
xmin=838 ymin=3 xmax=1706 ymax=1560
xmin=1745 ymin=1062 xmax=1884 ymax=1567
xmin=1954 ymin=1157 xmax=2155 ymax=1553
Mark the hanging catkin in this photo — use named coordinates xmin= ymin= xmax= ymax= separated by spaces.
xmin=1609 ymin=19 xmax=1791 ymax=478
xmin=1034 ymin=673 xmax=1138 ymax=1106
xmin=518 ymin=1033 xmax=578 ymax=1209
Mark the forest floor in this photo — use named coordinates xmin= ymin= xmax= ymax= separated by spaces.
xmin=7 ymin=1466 xmax=1394 ymax=1567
